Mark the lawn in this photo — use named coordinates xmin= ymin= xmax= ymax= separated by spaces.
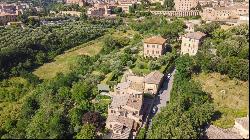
xmin=192 ymin=72 xmax=249 ymax=128
xmin=33 ymin=40 xmax=102 ymax=80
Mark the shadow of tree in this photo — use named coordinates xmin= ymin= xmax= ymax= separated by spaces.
xmin=211 ymin=110 xmax=222 ymax=121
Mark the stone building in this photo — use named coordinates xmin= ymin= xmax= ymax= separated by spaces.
xmin=201 ymin=5 xmax=249 ymax=21
xmin=144 ymin=71 xmax=164 ymax=95
xmin=0 ymin=2 xmax=25 ymax=25
xmin=65 ymin=0 xmax=85 ymax=6
xmin=150 ymin=10 xmax=200 ymax=17
xmin=106 ymin=70 xmax=164 ymax=139
xmin=181 ymin=31 xmax=206 ymax=56
xmin=143 ymin=36 xmax=166 ymax=58
xmin=0 ymin=13 xmax=18 ymax=25
xmin=59 ymin=11 xmax=82 ymax=17
xmin=174 ymin=0 xmax=198 ymax=11
xmin=106 ymin=79 xmax=144 ymax=139
xmin=87 ymin=3 xmax=116 ymax=17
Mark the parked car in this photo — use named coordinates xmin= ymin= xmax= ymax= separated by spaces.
xmin=167 ymin=73 xmax=171 ymax=79
xmin=152 ymin=106 xmax=158 ymax=114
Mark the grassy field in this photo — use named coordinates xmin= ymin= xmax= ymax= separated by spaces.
xmin=33 ymin=29 xmax=137 ymax=80
xmin=192 ymin=72 xmax=249 ymax=128
xmin=33 ymin=40 xmax=102 ymax=79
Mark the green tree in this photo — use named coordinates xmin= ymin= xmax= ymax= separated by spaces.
xmin=164 ymin=0 xmax=175 ymax=11
xmin=76 ymin=124 xmax=96 ymax=139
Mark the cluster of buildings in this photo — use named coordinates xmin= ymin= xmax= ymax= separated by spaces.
xmin=200 ymin=1 xmax=249 ymax=24
xmin=142 ymin=29 xmax=206 ymax=57
xmin=87 ymin=3 xmax=116 ymax=17
xmin=64 ymin=0 xmax=141 ymax=17
xmin=86 ymin=0 xmax=140 ymax=17
xmin=105 ymin=70 xmax=164 ymax=139
xmin=0 ymin=2 xmax=29 ymax=25
xmin=150 ymin=0 xmax=249 ymax=24
xmin=63 ymin=0 xmax=249 ymax=22
xmin=0 ymin=2 xmax=44 ymax=26
xmin=102 ymin=35 xmax=170 ymax=139
xmin=150 ymin=0 xmax=201 ymax=17
xmin=103 ymin=32 xmax=209 ymax=138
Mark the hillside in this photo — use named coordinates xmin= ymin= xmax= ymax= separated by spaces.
xmin=193 ymin=72 xmax=249 ymax=128
xmin=33 ymin=29 xmax=137 ymax=80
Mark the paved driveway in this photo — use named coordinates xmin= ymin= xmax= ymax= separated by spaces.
xmin=154 ymin=68 xmax=176 ymax=113
xmin=147 ymin=68 xmax=176 ymax=127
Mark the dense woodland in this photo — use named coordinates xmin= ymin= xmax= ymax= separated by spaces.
xmin=195 ymin=23 xmax=249 ymax=81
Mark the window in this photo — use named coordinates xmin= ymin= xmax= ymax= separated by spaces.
xmin=110 ymin=124 xmax=112 ymax=128
xmin=147 ymin=50 xmax=149 ymax=54
xmin=147 ymin=44 xmax=149 ymax=48
xmin=156 ymin=51 xmax=159 ymax=54
xmin=152 ymin=50 xmax=154 ymax=54
xmin=111 ymin=110 xmax=113 ymax=113
xmin=188 ymin=44 xmax=190 ymax=47
xmin=152 ymin=45 xmax=155 ymax=48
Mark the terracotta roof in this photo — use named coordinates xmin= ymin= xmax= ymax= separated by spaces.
xmin=126 ymin=75 xmax=144 ymax=83
xmin=107 ymin=115 xmax=135 ymax=129
xmin=143 ymin=36 xmax=166 ymax=44
xmin=116 ymin=81 xmax=131 ymax=91
xmin=144 ymin=71 xmax=164 ymax=84
xmin=184 ymin=31 xmax=206 ymax=40
xmin=110 ymin=94 xmax=130 ymax=108
xmin=125 ymin=94 xmax=143 ymax=110
xmin=235 ymin=117 xmax=249 ymax=130
xmin=129 ymin=83 xmax=144 ymax=92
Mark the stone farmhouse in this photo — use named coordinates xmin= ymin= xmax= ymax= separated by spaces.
xmin=143 ymin=36 xmax=167 ymax=58
xmin=181 ymin=31 xmax=206 ymax=56
xmin=174 ymin=0 xmax=198 ymax=11
xmin=106 ymin=71 xmax=164 ymax=139
xmin=87 ymin=3 xmax=116 ymax=17
xmin=117 ymin=0 xmax=140 ymax=13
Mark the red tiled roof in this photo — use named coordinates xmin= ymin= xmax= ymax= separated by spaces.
xmin=143 ymin=36 xmax=166 ymax=44
xmin=184 ymin=31 xmax=206 ymax=40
